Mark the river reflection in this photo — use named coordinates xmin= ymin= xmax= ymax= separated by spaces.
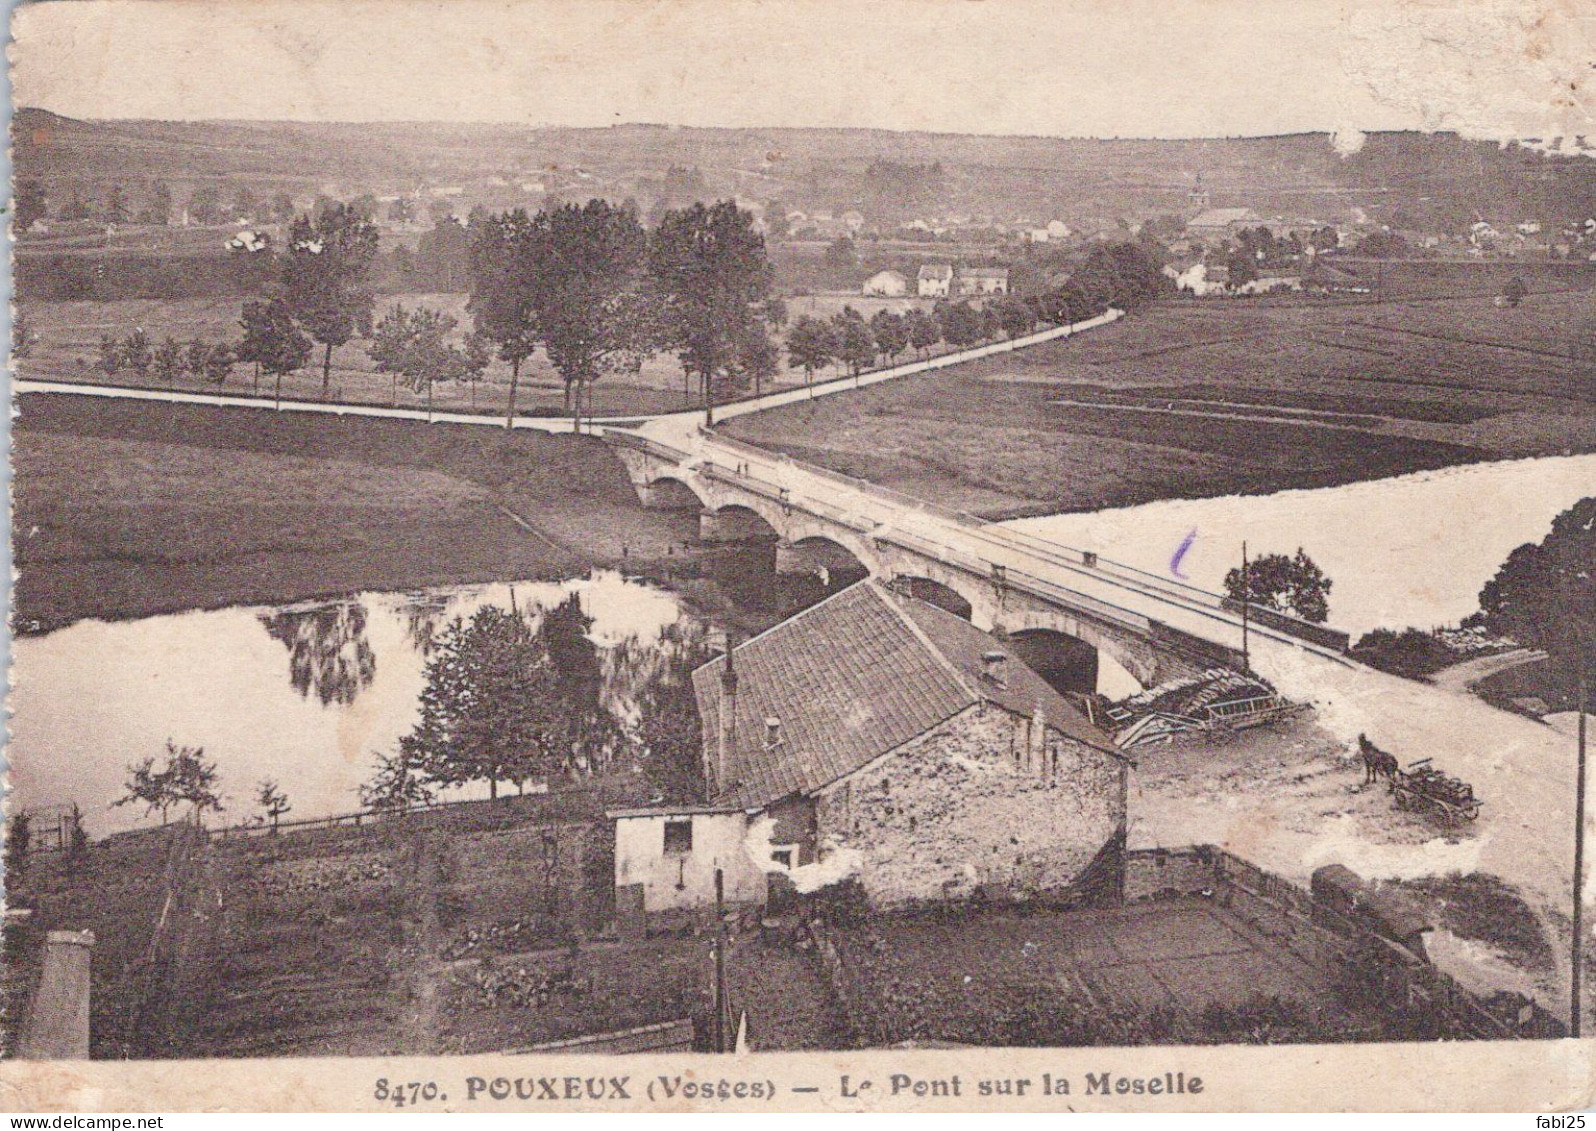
xmin=8 ymin=571 xmax=710 ymax=836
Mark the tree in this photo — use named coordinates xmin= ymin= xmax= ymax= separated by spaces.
xmin=648 ymin=200 xmax=778 ymax=424
xmin=360 ymin=749 xmax=434 ymax=813
xmin=6 ymin=812 xmax=31 ymax=882
xmin=237 ymin=297 xmax=313 ymax=399
xmin=403 ymin=606 xmax=573 ymax=799
xmin=187 ymin=184 xmax=225 ymax=225
xmin=271 ymin=192 xmax=296 ymax=224
xmin=66 ymin=805 xmax=89 ymax=864
xmin=201 ymin=343 xmax=235 ymax=385
xmin=154 ymin=336 xmax=186 ymax=388
xmin=185 ymin=338 xmax=211 ymax=381
xmin=905 ymin=307 xmax=941 ymax=357
xmin=824 ymin=235 xmax=858 ymax=271
xmin=1501 ymin=276 xmax=1528 ymax=308
xmin=524 ymin=199 xmax=658 ymax=431
xmin=366 ymin=304 xmax=475 ymax=417
xmin=388 ymin=197 xmax=416 ymax=225
xmin=993 ymin=295 xmax=1037 ymax=339
xmin=257 ymin=780 xmax=292 ymax=832
xmin=280 ymin=202 xmax=380 ymax=392
xmin=832 ymin=308 xmax=876 ymax=375
xmin=1472 ymin=497 xmax=1595 ymax=697
xmin=1226 ymin=249 xmax=1260 ymax=289
xmin=1356 ymin=230 xmax=1409 ymax=258
xmin=14 ymin=178 xmax=47 ymax=231
xmin=139 ymin=181 xmax=172 ymax=226
xmin=13 ymin=309 xmax=35 ymax=360
xmin=870 ymin=309 xmax=910 ymax=362
xmin=168 ymin=744 xmax=223 ymax=824
xmin=935 ymin=300 xmax=983 ymax=348
xmin=1224 ymin=548 xmax=1333 ymax=624
xmin=122 ymin=328 xmax=153 ymax=378
xmin=104 ymin=185 xmax=130 ymax=224
xmin=786 ymin=315 xmax=838 ymax=387
xmin=97 ymin=333 xmax=121 ymax=375
xmin=467 ymin=209 xmax=541 ymax=425
xmin=114 ymin=745 xmax=179 ymax=825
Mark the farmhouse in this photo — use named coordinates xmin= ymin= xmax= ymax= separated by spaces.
xmin=862 ymin=269 xmax=909 ymax=297
xmin=688 ymin=580 xmax=1130 ymax=908
xmin=917 ymin=264 xmax=953 ymax=297
xmin=955 ymin=266 xmax=1009 ymax=296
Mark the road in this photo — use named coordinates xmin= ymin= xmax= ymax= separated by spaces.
xmin=11 ymin=309 xmax=1121 ymax=435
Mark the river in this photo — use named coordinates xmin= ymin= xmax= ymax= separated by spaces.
xmin=1003 ymin=453 xmax=1596 ymax=639
xmin=8 ymin=571 xmax=709 ymax=837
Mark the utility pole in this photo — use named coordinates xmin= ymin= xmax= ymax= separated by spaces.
xmin=1239 ymin=540 xmax=1251 ymax=673
xmin=1575 ymin=675 xmax=1588 ymax=1038
xmin=713 ymin=866 xmax=728 ymax=1052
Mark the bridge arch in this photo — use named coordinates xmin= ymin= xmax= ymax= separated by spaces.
xmin=887 ymin=575 xmax=974 ymax=621
xmin=699 ymin=503 xmax=782 ymax=544
xmin=777 ymin=534 xmax=871 ymax=584
xmin=1005 ymin=628 xmax=1104 ymax=697
xmin=637 ymin=474 xmax=705 ymax=512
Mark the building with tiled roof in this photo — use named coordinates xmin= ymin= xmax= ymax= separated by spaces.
xmin=916 ymin=263 xmax=953 ymax=297
xmin=954 ymin=266 xmax=1009 ymax=296
xmin=682 ymin=581 xmax=1129 ymax=908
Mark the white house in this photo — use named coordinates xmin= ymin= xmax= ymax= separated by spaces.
xmin=955 ymin=266 xmax=1009 ymax=296
xmin=917 ymin=264 xmax=954 ymax=298
xmin=862 ymin=269 xmax=909 ymax=297
xmin=610 ymin=805 xmax=768 ymax=917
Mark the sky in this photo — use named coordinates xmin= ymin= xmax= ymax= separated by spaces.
xmin=10 ymin=0 xmax=1593 ymax=141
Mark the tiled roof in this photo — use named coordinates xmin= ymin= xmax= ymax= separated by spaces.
xmin=1189 ymin=207 xmax=1260 ymax=228
xmin=959 ymin=267 xmax=1009 ymax=279
xmin=692 ymin=581 xmax=1123 ymax=809
xmin=918 ymin=264 xmax=954 ymax=280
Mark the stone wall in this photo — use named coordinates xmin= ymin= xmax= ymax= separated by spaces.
xmin=1123 ymin=847 xmax=1214 ymax=902
xmin=814 ymin=702 xmax=1124 ymax=906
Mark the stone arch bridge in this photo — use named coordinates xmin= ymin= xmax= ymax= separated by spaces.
xmin=606 ymin=428 xmax=1352 ymax=693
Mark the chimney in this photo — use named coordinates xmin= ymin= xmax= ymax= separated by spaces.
xmin=763 ymin=717 xmax=784 ymax=750
xmin=715 ymin=639 xmax=738 ymax=796
xmin=981 ymin=650 xmax=1009 ymax=687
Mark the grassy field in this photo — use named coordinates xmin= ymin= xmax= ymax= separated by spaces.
xmin=724 ymin=289 xmax=1596 ymax=517
xmin=17 ymin=292 xmax=855 ymax=419
xmin=12 ymin=393 xmax=700 ymax=632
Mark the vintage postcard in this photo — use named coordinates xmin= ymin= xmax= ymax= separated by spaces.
xmin=3 ymin=0 xmax=1594 ymax=1114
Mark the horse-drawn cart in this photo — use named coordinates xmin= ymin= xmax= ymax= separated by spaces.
xmin=1389 ymin=758 xmax=1482 ymax=825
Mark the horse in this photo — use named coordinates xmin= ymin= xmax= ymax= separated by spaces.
xmin=1359 ymin=734 xmax=1400 ymax=785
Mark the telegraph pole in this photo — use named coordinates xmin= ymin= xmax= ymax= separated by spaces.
xmin=1239 ymin=540 xmax=1251 ymax=673
xmin=1575 ymin=675 xmax=1588 ymax=1038
xmin=713 ymin=866 xmax=728 ymax=1052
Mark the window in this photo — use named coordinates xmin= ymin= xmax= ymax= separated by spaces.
xmin=771 ymin=849 xmax=793 ymax=869
xmin=663 ymin=818 xmax=693 ymax=856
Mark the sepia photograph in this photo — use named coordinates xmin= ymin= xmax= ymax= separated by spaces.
xmin=2 ymin=0 xmax=1594 ymax=1113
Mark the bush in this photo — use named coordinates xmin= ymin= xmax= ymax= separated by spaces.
xmin=1351 ymin=627 xmax=1458 ymax=679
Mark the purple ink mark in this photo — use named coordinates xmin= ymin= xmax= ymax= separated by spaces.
xmin=1170 ymin=527 xmax=1198 ymax=580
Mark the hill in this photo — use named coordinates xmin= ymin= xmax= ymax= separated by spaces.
xmin=15 ymin=108 xmax=1595 ymax=231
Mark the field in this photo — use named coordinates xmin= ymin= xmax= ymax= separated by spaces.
xmin=12 ymin=393 xmax=700 ymax=632
xmin=723 ymin=288 xmax=1596 ymax=517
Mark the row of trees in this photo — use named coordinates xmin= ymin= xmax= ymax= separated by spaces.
xmin=467 ymin=198 xmax=784 ymax=429
xmin=14 ymin=178 xmax=305 ymax=231
xmin=96 ymin=329 xmax=235 ymax=386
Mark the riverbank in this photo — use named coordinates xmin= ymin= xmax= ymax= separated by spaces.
xmin=12 ymin=393 xmax=701 ymax=634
